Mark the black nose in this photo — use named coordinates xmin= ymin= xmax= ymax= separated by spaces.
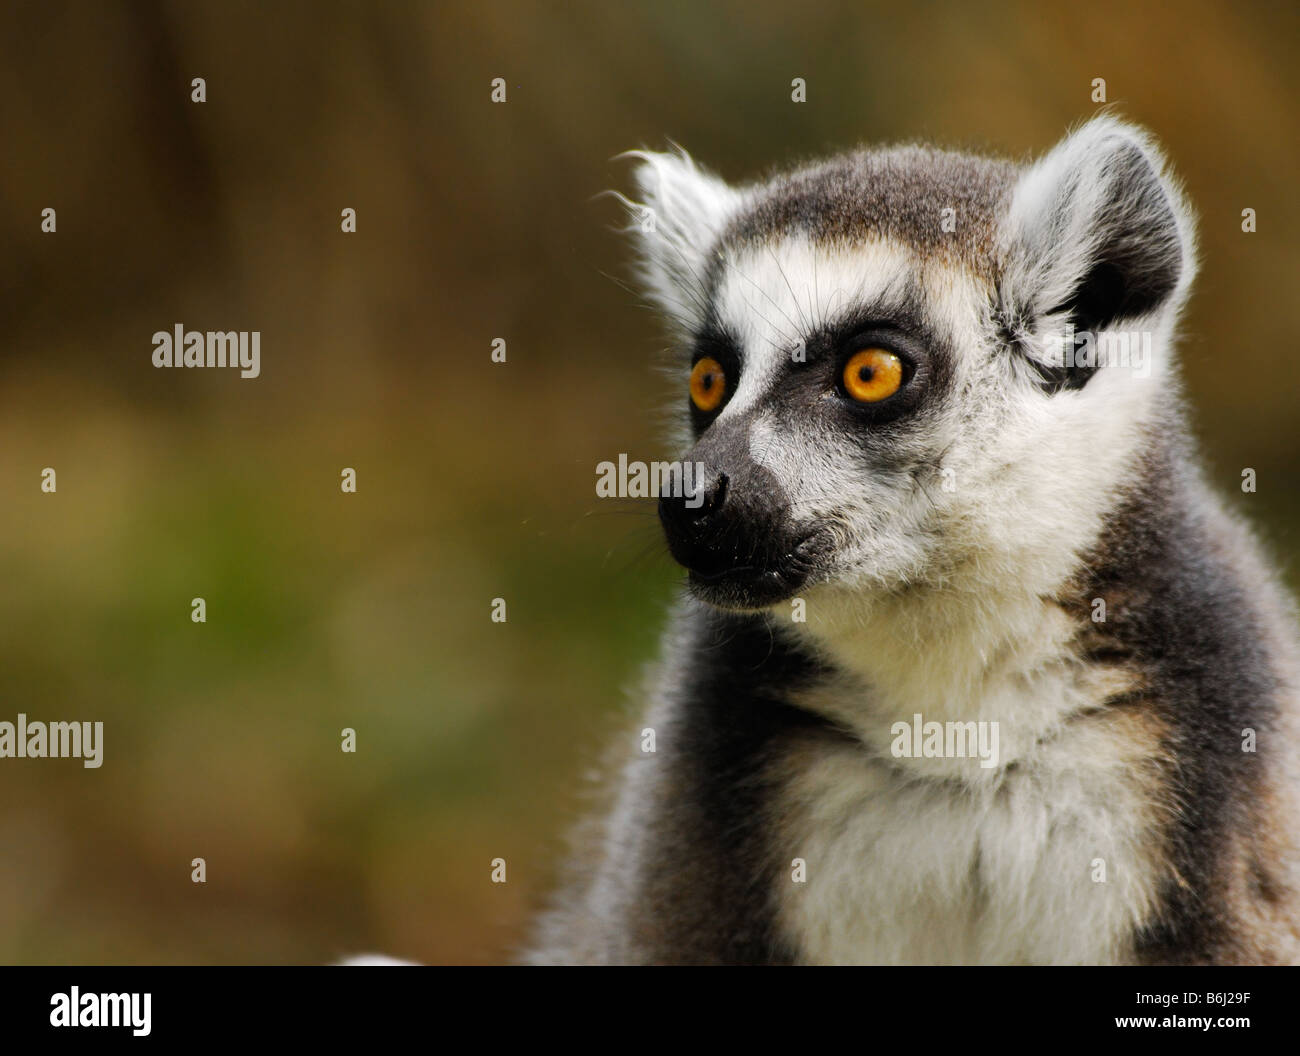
xmin=654 ymin=433 xmax=809 ymax=603
xmin=658 ymin=468 xmax=737 ymax=577
xmin=659 ymin=469 xmax=728 ymax=532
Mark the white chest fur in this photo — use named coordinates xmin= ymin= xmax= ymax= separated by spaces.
xmin=772 ymin=680 xmax=1169 ymax=965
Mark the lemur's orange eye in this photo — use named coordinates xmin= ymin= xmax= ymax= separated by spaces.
xmin=690 ymin=356 xmax=727 ymax=412
xmin=842 ymin=348 xmax=904 ymax=403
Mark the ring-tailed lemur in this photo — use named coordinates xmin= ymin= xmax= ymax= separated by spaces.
xmin=529 ymin=116 xmax=1300 ymax=965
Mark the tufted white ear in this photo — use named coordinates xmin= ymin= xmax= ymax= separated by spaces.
xmin=1000 ymin=116 xmax=1197 ymax=381
xmin=613 ymin=147 xmax=743 ymax=337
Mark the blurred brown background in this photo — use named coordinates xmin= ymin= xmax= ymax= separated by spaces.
xmin=0 ymin=0 xmax=1296 ymax=963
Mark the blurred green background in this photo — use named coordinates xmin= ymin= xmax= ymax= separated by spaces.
xmin=0 ymin=0 xmax=1296 ymax=964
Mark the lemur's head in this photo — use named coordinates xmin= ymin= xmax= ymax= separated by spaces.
xmin=624 ymin=117 xmax=1197 ymax=613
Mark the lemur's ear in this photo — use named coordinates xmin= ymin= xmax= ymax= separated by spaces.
xmin=615 ymin=147 xmax=742 ymax=336
xmin=1000 ymin=117 xmax=1196 ymax=360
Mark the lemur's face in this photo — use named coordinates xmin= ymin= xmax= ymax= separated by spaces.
xmin=658 ymin=236 xmax=964 ymax=609
xmin=629 ymin=119 xmax=1192 ymax=612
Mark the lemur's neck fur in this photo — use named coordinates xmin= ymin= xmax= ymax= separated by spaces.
xmin=786 ymin=412 xmax=1183 ymax=777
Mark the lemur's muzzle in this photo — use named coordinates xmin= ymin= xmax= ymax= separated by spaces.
xmin=658 ymin=429 xmax=821 ymax=608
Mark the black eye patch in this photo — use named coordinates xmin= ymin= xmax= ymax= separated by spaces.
xmin=791 ymin=300 xmax=948 ymax=428
xmin=687 ymin=325 xmax=742 ymax=433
